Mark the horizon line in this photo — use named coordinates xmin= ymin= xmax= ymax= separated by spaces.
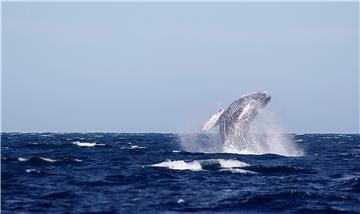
xmin=1 ymin=131 xmax=359 ymax=135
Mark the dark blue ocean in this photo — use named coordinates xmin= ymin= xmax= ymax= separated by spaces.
xmin=1 ymin=133 xmax=360 ymax=213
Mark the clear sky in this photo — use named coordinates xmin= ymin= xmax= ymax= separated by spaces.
xmin=2 ymin=2 xmax=359 ymax=133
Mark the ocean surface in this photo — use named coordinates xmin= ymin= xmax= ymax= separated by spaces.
xmin=1 ymin=133 xmax=360 ymax=213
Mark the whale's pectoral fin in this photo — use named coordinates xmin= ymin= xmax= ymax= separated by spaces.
xmin=202 ymin=108 xmax=225 ymax=132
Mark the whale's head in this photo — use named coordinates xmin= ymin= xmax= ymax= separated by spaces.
xmin=246 ymin=91 xmax=271 ymax=108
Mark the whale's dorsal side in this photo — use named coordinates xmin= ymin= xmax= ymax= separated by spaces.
xmin=202 ymin=91 xmax=271 ymax=150
xmin=201 ymin=108 xmax=225 ymax=132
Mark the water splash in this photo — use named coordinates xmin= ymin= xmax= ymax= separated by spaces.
xmin=225 ymin=110 xmax=304 ymax=156
xmin=179 ymin=110 xmax=303 ymax=156
xmin=178 ymin=133 xmax=223 ymax=153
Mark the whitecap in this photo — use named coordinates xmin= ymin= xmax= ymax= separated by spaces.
xmin=18 ymin=157 xmax=29 ymax=162
xmin=217 ymin=159 xmax=249 ymax=168
xmin=151 ymin=159 xmax=250 ymax=172
xmin=151 ymin=160 xmax=202 ymax=171
xmin=130 ymin=145 xmax=146 ymax=149
xmin=74 ymin=159 xmax=83 ymax=162
xmin=40 ymin=157 xmax=57 ymax=162
xmin=25 ymin=169 xmax=40 ymax=173
xmin=177 ymin=198 xmax=185 ymax=204
xmin=72 ymin=141 xmax=96 ymax=147
xmin=172 ymin=150 xmax=181 ymax=153
xmin=40 ymin=134 xmax=54 ymax=137
xmin=121 ymin=145 xmax=146 ymax=149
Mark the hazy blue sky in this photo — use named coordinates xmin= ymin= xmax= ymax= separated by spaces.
xmin=2 ymin=2 xmax=359 ymax=133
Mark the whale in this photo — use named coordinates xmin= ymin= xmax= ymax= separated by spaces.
xmin=202 ymin=91 xmax=271 ymax=150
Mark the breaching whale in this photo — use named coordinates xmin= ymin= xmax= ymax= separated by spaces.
xmin=202 ymin=91 xmax=271 ymax=150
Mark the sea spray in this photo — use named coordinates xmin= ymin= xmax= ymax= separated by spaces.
xmin=226 ymin=109 xmax=304 ymax=156
xmin=178 ymin=133 xmax=223 ymax=153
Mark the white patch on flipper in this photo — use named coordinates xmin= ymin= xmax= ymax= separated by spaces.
xmin=202 ymin=109 xmax=225 ymax=132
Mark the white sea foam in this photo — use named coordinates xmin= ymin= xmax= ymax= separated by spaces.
xmin=151 ymin=160 xmax=203 ymax=171
xmin=74 ymin=159 xmax=83 ymax=162
xmin=151 ymin=159 xmax=250 ymax=172
xmin=40 ymin=134 xmax=54 ymax=137
xmin=172 ymin=150 xmax=181 ymax=153
xmin=72 ymin=141 xmax=97 ymax=147
xmin=177 ymin=198 xmax=185 ymax=204
xmin=18 ymin=157 xmax=29 ymax=162
xmin=218 ymin=159 xmax=249 ymax=168
xmin=120 ymin=145 xmax=146 ymax=149
xmin=25 ymin=169 xmax=40 ymax=173
xmin=130 ymin=145 xmax=146 ymax=149
xmin=40 ymin=157 xmax=57 ymax=162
